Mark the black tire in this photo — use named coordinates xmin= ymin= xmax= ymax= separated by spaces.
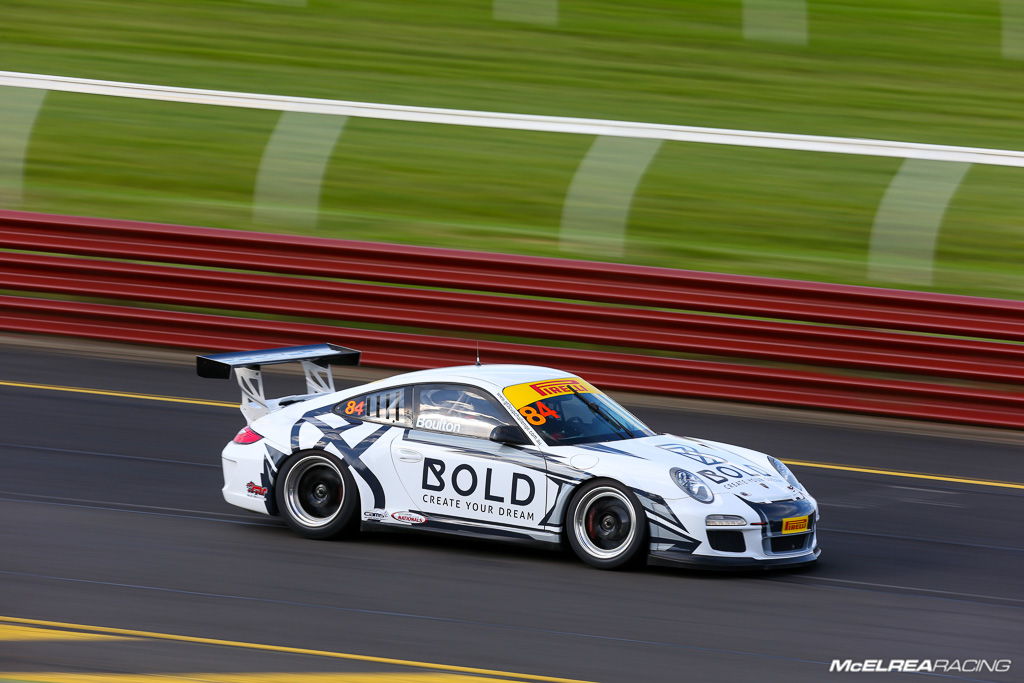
xmin=275 ymin=450 xmax=359 ymax=540
xmin=565 ymin=480 xmax=648 ymax=569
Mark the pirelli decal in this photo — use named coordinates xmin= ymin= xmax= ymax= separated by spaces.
xmin=503 ymin=377 xmax=599 ymax=409
xmin=781 ymin=515 xmax=810 ymax=534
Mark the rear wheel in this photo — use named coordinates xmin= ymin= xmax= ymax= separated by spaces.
xmin=566 ymin=480 xmax=647 ymax=569
xmin=275 ymin=450 xmax=359 ymax=539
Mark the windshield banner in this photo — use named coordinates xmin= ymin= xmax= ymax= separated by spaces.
xmin=503 ymin=377 xmax=599 ymax=409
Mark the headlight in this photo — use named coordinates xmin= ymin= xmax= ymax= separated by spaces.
xmin=768 ymin=456 xmax=804 ymax=491
xmin=706 ymin=514 xmax=746 ymax=526
xmin=670 ymin=468 xmax=714 ymax=504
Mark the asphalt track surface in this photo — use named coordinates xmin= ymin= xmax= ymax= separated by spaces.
xmin=2 ymin=340 xmax=1022 ymax=683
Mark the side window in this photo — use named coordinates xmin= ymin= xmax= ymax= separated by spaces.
xmin=334 ymin=387 xmax=410 ymax=426
xmin=413 ymin=384 xmax=514 ymax=439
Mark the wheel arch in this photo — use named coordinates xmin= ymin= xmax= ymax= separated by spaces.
xmin=562 ymin=476 xmax=651 ymax=569
xmin=274 ymin=447 xmax=362 ymax=539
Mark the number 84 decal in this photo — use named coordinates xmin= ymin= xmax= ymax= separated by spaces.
xmin=519 ymin=401 xmax=559 ymax=425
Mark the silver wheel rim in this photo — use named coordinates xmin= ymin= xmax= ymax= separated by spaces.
xmin=283 ymin=455 xmax=345 ymax=528
xmin=572 ymin=486 xmax=637 ymax=560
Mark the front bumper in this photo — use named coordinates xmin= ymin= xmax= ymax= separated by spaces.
xmin=649 ymin=545 xmax=820 ymax=570
xmin=647 ymin=496 xmax=820 ymax=570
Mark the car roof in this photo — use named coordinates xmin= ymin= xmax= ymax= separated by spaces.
xmin=362 ymin=364 xmax=576 ymax=393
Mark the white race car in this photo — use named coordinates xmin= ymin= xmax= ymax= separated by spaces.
xmin=199 ymin=344 xmax=820 ymax=570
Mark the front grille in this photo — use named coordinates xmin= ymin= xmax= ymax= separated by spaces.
xmin=707 ymin=530 xmax=746 ymax=552
xmin=770 ymin=534 xmax=810 ymax=553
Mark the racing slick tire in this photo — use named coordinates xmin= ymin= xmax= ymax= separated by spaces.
xmin=566 ymin=480 xmax=647 ymax=569
xmin=276 ymin=450 xmax=360 ymax=540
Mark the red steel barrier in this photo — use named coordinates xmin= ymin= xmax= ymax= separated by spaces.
xmin=2 ymin=252 xmax=1022 ymax=384
xmin=2 ymin=210 xmax=1022 ymax=340
xmin=1 ymin=210 xmax=1022 ymax=428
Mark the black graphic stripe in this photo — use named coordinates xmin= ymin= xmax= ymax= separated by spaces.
xmin=538 ymin=480 xmax=566 ymax=527
xmin=578 ymin=443 xmax=645 ymax=459
xmin=648 ymin=518 xmax=700 ymax=552
xmin=329 ymin=424 xmax=391 ymax=509
xmin=290 ymin=404 xmax=341 ymax=451
xmin=291 ymin=407 xmax=391 ymax=509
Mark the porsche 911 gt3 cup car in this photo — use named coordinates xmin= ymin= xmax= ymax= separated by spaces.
xmin=199 ymin=344 xmax=819 ymax=570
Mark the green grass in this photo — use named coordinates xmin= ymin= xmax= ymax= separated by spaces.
xmin=2 ymin=0 xmax=1022 ymax=298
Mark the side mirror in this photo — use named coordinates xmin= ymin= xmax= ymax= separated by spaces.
xmin=489 ymin=424 xmax=531 ymax=446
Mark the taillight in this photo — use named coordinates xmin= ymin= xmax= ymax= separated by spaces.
xmin=232 ymin=426 xmax=264 ymax=444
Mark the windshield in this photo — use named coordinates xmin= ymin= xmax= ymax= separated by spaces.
xmin=503 ymin=377 xmax=654 ymax=446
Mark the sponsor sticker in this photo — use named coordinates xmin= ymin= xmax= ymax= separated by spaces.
xmin=781 ymin=515 xmax=809 ymax=534
xmin=362 ymin=509 xmax=386 ymax=521
xmin=245 ymin=481 xmax=268 ymax=498
xmin=391 ymin=511 xmax=428 ymax=524
xmin=503 ymin=377 xmax=599 ymax=409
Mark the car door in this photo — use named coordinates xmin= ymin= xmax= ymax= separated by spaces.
xmin=390 ymin=382 xmax=550 ymax=538
xmin=324 ymin=384 xmax=416 ymax=518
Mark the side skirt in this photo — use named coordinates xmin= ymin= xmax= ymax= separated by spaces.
xmin=361 ymin=517 xmax=561 ymax=546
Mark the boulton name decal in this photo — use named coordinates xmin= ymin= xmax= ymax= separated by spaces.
xmin=415 ymin=417 xmax=461 ymax=433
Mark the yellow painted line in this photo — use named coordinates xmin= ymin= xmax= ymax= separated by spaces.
xmin=783 ymin=459 xmax=1024 ymax=490
xmin=0 ymin=617 xmax=595 ymax=683
xmin=2 ymin=379 xmax=1020 ymax=491
xmin=0 ymin=675 xmax=522 ymax=683
xmin=0 ymin=624 xmax=135 ymax=642
xmin=0 ymin=380 xmax=236 ymax=408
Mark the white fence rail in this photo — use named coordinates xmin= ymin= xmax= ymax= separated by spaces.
xmin=2 ymin=71 xmax=1023 ymax=167
xmin=2 ymin=70 xmax=1020 ymax=285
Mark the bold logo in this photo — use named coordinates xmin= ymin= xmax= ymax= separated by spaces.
xmin=696 ymin=462 xmax=772 ymax=484
xmin=421 ymin=457 xmax=536 ymax=506
xmin=782 ymin=516 xmax=809 ymax=534
xmin=245 ymin=481 xmax=268 ymax=497
xmin=529 ymin=379 xmax=589 ymax=397
xmin=391 ymin=511 xmax=428 ymax=524
xmin=363 ymin=509 xmax=386 ymax=521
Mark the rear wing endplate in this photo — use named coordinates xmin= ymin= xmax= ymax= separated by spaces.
xmin=197 ymin=344 xmax=360 ymax=423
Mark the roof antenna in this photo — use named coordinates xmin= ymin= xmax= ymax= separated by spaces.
xmin=475 ymin=341 xmax=481 ymax=366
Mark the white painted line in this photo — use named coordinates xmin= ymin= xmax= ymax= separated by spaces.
xmin=1003 ymin=0 xmax=1024 ymax=59
xmin=560 ymin=136 xmax=661 ymax=257
xmin=743 ymin=0 xmax=808 ymax=45
xmin=868 ymin=160 xmax=970 ymax=286
xmin=494 ymin=0 xmax=558 ymax=26
xmin=253 ymin=112 xmax=346 ymax=230
xmin=245 ymin=0 xmax=307 ymax=6
xmin=0 ymin=87 xmax=46 ymax=207
xmin=1 ymin=71 xmax=1022 ymax=167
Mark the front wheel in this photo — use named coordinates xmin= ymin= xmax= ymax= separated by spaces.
xmin=275 ymin=450 xmax=359 ymax=539
xmin=566 ymin=480 xmax=647 ymax=569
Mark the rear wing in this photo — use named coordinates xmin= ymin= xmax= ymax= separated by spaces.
xmin=197 ymin=344 xmax=360 ymax=423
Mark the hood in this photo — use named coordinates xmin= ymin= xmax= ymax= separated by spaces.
xmin=557 ymin=434 xmax=803 ymax=504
